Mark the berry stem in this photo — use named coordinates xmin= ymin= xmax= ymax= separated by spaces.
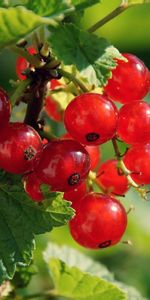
xmin=112 ymin=137 xmax=147 ymax=200
xmin=112 ymin=137 xmax=138 ymax=188
xmin=59 ymin=69 xmax=89 ymax=93
xmin=88 ymin=1 xmax=129 ymax=33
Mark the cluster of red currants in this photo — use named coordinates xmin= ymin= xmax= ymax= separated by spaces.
xmin=0 ymin=51 xmax=149 ymax=250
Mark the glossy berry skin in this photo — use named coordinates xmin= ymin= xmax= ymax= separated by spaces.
xmin=64 ymin=182 xmax=87 ymax=206
xmin=105 ymin=53 xmax=150 ymax=104
xmin=123 ymin=144 xmax=150 ymax=184
xmin=0 ymin=123 xmax=42 ymax=174
xmin=117 ymin=101 xmax=150 ymax=145
xmin=69 ymin=192 xmax=127 ymax=249
xmin=23 ymin=172 xmax=44 ymax=202
xmin=16 ymin=47 xmax=36 ymax=80
xmin=85 ymin=145 xmax=100 ymax=170
xmin=0 ymin=88 xmax=11 ymax=126
xmin=64 ymin=93 xmax=118 ymax=145
xmin=35 ymin=139 xmax=90 ymax=192
xmin=97 ymin=159 xmax=128 ymax=195
xmin=61 ymin=133 xmax=101 ymax=170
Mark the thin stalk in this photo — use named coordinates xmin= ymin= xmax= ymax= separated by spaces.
xmin=88 ymin=1 xmax=129 ymax=33
xmin=112 ymin=138 xmax=147 ymax=200
xmin=59 ymin=69 xmax=89 ymax=93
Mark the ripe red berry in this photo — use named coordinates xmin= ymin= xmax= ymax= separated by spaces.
xmin=45 ymin=96 xmax=63 ymax=122
xmin=69 ymin=192 xmax=127 ymax=249
xmin=64 ymin=93 xmax=118 ymax=145
xmin=35 ymin=139 xmax=90 ymax=192
xmin=0 ymin=88 xmax=11 ymax=126
xmin=117 ymin=101 xmax=150 ymax=145
xmin=64 ymin=182 xmax=87 ymax=205
xmin=105 ymin=53 xmax=149 ymax=104
xmin=16 ymin=47 xmax=36 ymax=80
xmin=61 ymin=133 xmax=101 ymax=170
xmin=45 ymin=79 xmax=64 ymax=122
xmin=123 ymin=144 xmax=150 ymax=185
xmin=96 ymin=159 xmax=128 ymax=195
xmin=0 ymin=123 xmax=42 ymax=174
xmin=23 ymin=172 xmax=44 ymax=202
xmin=85 ymin=145 xmax=100 ymax=170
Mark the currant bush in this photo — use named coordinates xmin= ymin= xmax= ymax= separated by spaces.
xmin=1 ymin=2 xmax=150 ymax=297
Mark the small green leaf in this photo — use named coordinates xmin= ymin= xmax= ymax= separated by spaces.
xmin=49 ymin=259 xmax=126 ymax=300
xmin=44 ymin=244 xmax=126 ymax=300
xmin=0 ymin=172 xmax=74 ymax=282
xmin=49 ymin=24 xmax=124 ymax=87
xmin=44 ymin=243 xmax=113 ymax=281
xmin=71 ymin=0 xmax=100 ymax=10
xmin=0 ymin=6 xmax=54 ymax=50
xmin=26 ymin=0 xmax=71 ymax=17
xmin=26 ymin=0 xmax=100 ymax=17
xmin=44 ymin=243 xmax=147 ymax=300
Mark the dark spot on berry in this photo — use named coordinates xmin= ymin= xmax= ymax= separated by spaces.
xmin=99 ymin=240 xmax=111 ymax=248
xmin=24 ymin=146 xmax=36 ymax=161
xmin=68 ymin=173 xmax=80 ymax=186
xmin=86 ymin=132 xmax=100 ymax=142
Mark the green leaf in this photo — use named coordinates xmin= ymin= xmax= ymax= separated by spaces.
xmin=44 ymin=244 xmax=126 ymax=300
xmin=0 ymin=6 xmax=54 ymax=50
xmin=26 ymin=0 xmax=100 ymax=17
xmin=26 ymin=0 xmax=71 ymax=18
xmin=49 ymin=24 xmax=124 ymax=87
xmin=70 ymin=0 xmax=100 ymax=10
xmin=44 ymin=243 xmax=147 ymax=300
xmin=48 ymin=259 xmax=126 ymax=300
xmin=44 ymin=243 xmax=113 ymax=281
xmin=0 ymin=172 xmax=74 ymax=282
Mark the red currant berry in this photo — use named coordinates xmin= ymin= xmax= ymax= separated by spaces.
xmin=50 ymin=79 xmax=63 ymax=89
xmin=64 ymin=182 xmax=87 ymax=205
xmin=16 ymin=47 xmax=36 ymax=80
xmin=117 ymin=101 xmax=150 ymax=145
xmin=0 ymin=87 xmax=11 ymax=126
xmin=85 ymin=145 xmax=100 ymax=170
xmin=45 ymin=96 xmax=63 ymax=122
xmin=35 ymin=139 xmax=90 ymax=192
xmin=23 ymin=172 xmax=44 ymax=202
xmin=123 ymin=144 xmax=150 ymax=185
xmin=69 ymin=192 xmax=127 ymax=249
xmin=96 ymin=159 xmax=128 ymax=195
xmin=0 ymin=123 xmax=42 ymax=174
xmin=105 ymin=53 xmax=149 ymax=104
xmin=61 ymin=133 xmax=101 ymax=170
xmin=64 ymin=93 xmax=118 ymax=145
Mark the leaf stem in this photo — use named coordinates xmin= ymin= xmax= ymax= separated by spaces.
xmin=59 ymin=69 xmax=89 ymax=93
xmin=88 ymin=1 xmax=129 ymax=33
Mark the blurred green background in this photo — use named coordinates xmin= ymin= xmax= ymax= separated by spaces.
xmin=1 ymin=0 xmax=150 ymax=299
